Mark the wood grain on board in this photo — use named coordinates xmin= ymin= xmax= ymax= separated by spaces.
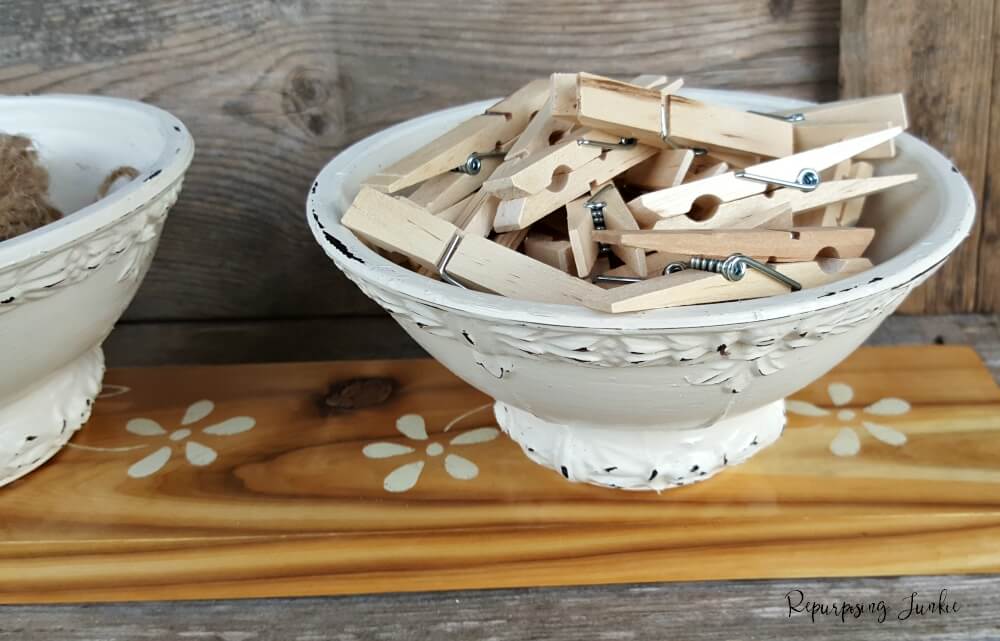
xmin=0 ymin=0 xmax=840 ymax=325
xmin=840 ymin=0 xmax=997 ymax=314
xmin=1 ymin=345 xmax=999 ymax=604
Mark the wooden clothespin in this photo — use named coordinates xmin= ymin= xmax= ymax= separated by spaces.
xmin=484 ymin=128 xmax=643 ymax=200
xmin=453 ymin=189 xmax=500 ymax=237
xmin=649 ymin=173 xmax=916 ymax=230
xmin=549 ymin=72 xmax=795 ymax=157
xmin=771 ymin=94 xmax=908 ymax=127
xmin=600 ymin=203 xmax=792 ymax=279
xmin=342 ymin=187 xmax=603 ymax=306
xmin=493 ymin=228 xmax=530 ymax=250
xmin=797 ymin=160 xmax=854 ymax=226
xmin=567 ymin=183 xmax=648 ymax=278
xmin=500 ymin=74 xmax=668 ymax=166
xmin=590 ymin=258 xmax=873 ymax=313
xmin=501 ymin=74 xmax=580 ymax=165
xmin=832 ymin=162 xmax=874 ymax=226
xmin=524 ymin=234 xmax=574 ymax=272
xmin=484 ymin=74 xmax=670 ymax=200
xmin=766 ymin=94 xmax=908 ymax=159
xmin=622 ymin=150 xmax=694 ymax=190
xmin=493 ymin=142 xmax=656 ymax=231
xmin=591 ymin=226 xmax=875 ymax=262
xmin=628 ymin=126 xmax=904 ymax=222
xmin=793 ymin=123 xmax=896 ymax=159
xmin=699 ymin=148 xmax=761 ymax=170
xmin=684 ymin=160 xmax=729 ymax=182
xmin=434 ymin=193 xmax=476 ymax=224
xmin=363 ymin=78 xmax=549 ymax=193
xmin=407 ymin=154 xmax=504 ymax=213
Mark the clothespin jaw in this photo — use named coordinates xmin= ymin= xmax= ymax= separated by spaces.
xmin=342 ymin=187 xmax=603 ymax=306
xmin=492 ymin=143 xmax=656 ymax=232
xmin=502 ymin=74 xmax=580 ymax=164
xmin=589 ymin=257 xmax=873 ymax=313
xmin=408 ymin=155 xmax=504 ymax=213
xmin=363 ymin=79 xmax=549 ymax=194
xmin=550 ymin=72 xmax=796 ymax=157
xmin=483 ymin=129 xmax=629 ymax=199
xmin=648 ymin=174 xmax=917 ymax=231
xmin=769 ymin=94 xmax=908 ymax=159
xmin=771 ymin=94 xmax=908 ymax=128
xmin=484 ymin=74 xmax=672 ymax=201
xmin=591 ymin=226 xmax=875 ymax=262
xmin=628 ymin=126 xmax=904 ymax=221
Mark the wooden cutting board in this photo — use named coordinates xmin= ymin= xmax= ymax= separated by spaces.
xmin=1 ymin=346 xmax=999 ymax=604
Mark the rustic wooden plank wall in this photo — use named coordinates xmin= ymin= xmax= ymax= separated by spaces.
xmin=840 ymin=0 xmax=998 ymax=314
xmin=0 ymin=0 xmax=841 ymax=363
xmin=9 ymin=1 xmax=999 ymax=358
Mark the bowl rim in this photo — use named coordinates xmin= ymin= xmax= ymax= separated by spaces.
xmin=0 ymin=94 xmax=195 ymax=270
xmin=307 ymin=88 xmax=976 ymax=331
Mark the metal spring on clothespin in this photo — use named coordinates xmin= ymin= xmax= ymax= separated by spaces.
xmin=734 ymin=167 xmax=821 ymax=192
xmin=585 ymin=184 xmax=614 ymax=256
xmin=592 ymin=262 xmax=678 ymax=285
xmin=593 ymin=254 xmax=801 ymax=291
xmin=748 ymin=110 xmax=807 ymax=123
xmin=576 ymin=136 xmax=637 ymax=151
xmin=659 ymin=94 xmax=707 ymax=156
xmin=686 ymin=254 xmax=801 ymax=291
xmin=453 ymin=150 xmax=506 ymax=175
xmin=436 ymin=234 xmax=466 ymax=288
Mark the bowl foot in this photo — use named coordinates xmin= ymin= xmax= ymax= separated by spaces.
xmin=0 ymin=346 xmax=105 ymax=487
xmin=495 ymin=399 xmax=785 ymax=491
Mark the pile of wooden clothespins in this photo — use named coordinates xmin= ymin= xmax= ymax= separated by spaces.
xmin=342 ymin=72 xmax=915 ymax=313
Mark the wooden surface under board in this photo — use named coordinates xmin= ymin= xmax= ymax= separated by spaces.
xmin=1 ymin=345 xmax=1000 ymax=604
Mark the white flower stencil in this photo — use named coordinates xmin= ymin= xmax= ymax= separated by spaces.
xmin=363 ymin=406 xmax=498 ymax=492
xmin=97 ymin=384 xmax=131 ymax=399
xmin=126 ymin=400 xmax=255 ymax=478
xmin=787 ymin=383 xmax=911 ymax=457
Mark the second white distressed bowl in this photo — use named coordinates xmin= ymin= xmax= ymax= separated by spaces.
xmin=308 ymin=88 xmax=975 ymax=491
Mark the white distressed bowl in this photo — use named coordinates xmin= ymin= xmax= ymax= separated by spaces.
xmin=0 ymin=95 xmax=193 ymax=486
xmin=308 ymin=88 xmax=975 ymax=491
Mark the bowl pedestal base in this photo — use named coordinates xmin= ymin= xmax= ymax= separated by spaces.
xmin=0 ymin=346 xmax=104 ymax=487
xmin=494 ymin=399 xmax=785 ymax=491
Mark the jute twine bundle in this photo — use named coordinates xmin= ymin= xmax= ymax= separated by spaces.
xmin=0 ymin=134 xmax=62 ymax=242
xmin=0 ymin=134 xmax=141 ymax=242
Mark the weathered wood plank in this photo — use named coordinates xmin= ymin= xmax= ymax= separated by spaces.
xmin=0 ymin=0 xmax=840 ymax=322
xmin=103 ymin=316 xmax=425 ymax=366
xmin=840 ymin=0 xmax=995 ymax=313
xmin=980 ymin=5 xmax=1000 ymax=312
xmin=1 ymin=575 xmax=995 ymax=641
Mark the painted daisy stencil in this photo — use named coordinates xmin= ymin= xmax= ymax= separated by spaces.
xmin=787 ymin=382 xmax=911 ymax=457
xmin=363 ymin=408 xmax=498 ymax=493
xmin=126 ymin=400 xmax=255 ymax=478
